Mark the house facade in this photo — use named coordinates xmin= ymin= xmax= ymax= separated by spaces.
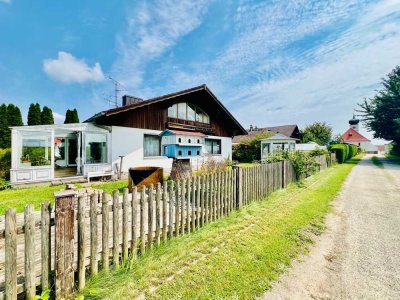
xmin=10 ymin=84 xmax=246 ymax=185
xmin=342 ymin=115 xmax=378 ymax=153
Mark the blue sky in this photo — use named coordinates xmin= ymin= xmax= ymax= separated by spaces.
xmin=1 ymin=0 xmax=400 ymax=139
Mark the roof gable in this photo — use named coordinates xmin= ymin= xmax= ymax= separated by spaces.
xmin=341 ymin=128 xmax=370 ymax=142
xmin=86 ymin=84 xmax=246 ymax=136
xmin=232 ymin=124 xmax=300 ymax=144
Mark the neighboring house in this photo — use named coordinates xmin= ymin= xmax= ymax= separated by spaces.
xmin=10 ymin=84 xmax=246 ymax=185
xmin=341 ymin=115 xmax=378 ymax=154
xmin=295 ymin=141 xmax=327 ymax=151
xmin=233 ymin=124 xmax=301 ymax=145
xmin=260 ymin=133 xmax=298 ymax=160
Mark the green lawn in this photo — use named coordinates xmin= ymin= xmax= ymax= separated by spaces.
xmin=81 ymin=157 xmax=360 ymax=299
xmin=0 ymin=180 xmax=128 ymax=215
xmin=386 ymin=154 xmax=400 ymax=164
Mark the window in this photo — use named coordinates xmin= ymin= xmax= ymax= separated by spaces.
xmin=187 ymin=104 xmax=196 ymax=121
xmin=19 ymin=131 xmax=52 ymax=167
xmin=144 ymin=134 xmax=161 ymax=157
xmin=205 ymin=139 xmax=221 ymax=155
xmin=197 ymin=139 xmax=200 ymax=143
xmin=85 ymin=133 xmax=107 ymax=164
xmin=197 ymin=150 xmax=200 ymax=155
xmin=188 ymin=150 xmax=192 ymax=156
xmin=178 ymin=150 xmax=182 ymax=156
xmin=178 ymin=103 xmax=186 ymax=119
xmin=178 ymin=137 xmax=182 ymax=143
xmin=188 ymin=139 xmax=191 ymax=144
xmin=167 ymin=103 xmax=210 ymax=124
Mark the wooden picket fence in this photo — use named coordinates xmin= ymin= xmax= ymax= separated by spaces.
xmin=0 ymin=155 xmax=335 ymax=299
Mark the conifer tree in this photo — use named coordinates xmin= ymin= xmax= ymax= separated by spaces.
xmin=41 ymin=106 xmax=54 ymax=125
xmin=27 ymin=103 xmax=41 ymax=125
xmin=7 ymin=104 xmax=23 ymax=127
xmin=0 ymin=104 xmax=9 ymax=148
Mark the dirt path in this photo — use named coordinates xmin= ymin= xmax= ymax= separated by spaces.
xmin=263 ymin=154 xmax=400 ymax=300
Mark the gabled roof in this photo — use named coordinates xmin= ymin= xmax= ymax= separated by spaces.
xmin=85 ymin=84 xmax=246 ymax=135
xmin=261 ymin=133 xmax=295 ymax=141
xmin=341 ymin=128 xmax=370 ymax=142
xmin=160 ymin=129 xmax=206 ymax=137
xmin=232 ymin=124 xmax=300 ymax=144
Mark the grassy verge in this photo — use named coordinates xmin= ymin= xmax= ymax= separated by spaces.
xmin=82 ymin=157 xmax=360 ymax=300
xmin=386 ymin=154 xmax=400 ymax=164
xmin=0 ymin=180 xmax=128 ymax=215
xmin=371 ymin=156 xmax=384 ymax=168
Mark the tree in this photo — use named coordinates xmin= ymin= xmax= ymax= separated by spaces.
xmin=41 ymin=106 xmax=54 ymax=125
xmin=7 ymin=104 xmax=23 ymax=127
xmin=64 ymin=108 xmax=80 ymax=123
xmin=358 ymin=66 xmax=400 ymax=154
xmin=0 ymin=104 xmax=9 ymax=148
xmin=27 ymin=103 xmax=41 ymax=125
xmin=330 ymin=134 xmax=344 ymax=144
xmin=301 ymin=122 xmax=332 ymax=146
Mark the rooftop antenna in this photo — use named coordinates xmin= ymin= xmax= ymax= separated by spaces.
xmin=108 ymin=76 xmax=125 ymax=108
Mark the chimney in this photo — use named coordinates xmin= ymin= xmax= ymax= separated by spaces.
xmin=122 ymin=95 xmax=143 ymax=106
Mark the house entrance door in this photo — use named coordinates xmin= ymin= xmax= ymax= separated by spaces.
xmin=67 ymin=138 xmax=78 ymax=166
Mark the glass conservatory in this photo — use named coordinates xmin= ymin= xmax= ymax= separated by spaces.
xmin=10 ymin=123 xmax=112 ymax=184
xmin=260 ymin=133 xmax=298 ymax=161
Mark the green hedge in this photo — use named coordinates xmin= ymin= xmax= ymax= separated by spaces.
xmin=329 ymin=144 xmax=358 ymax=163
xmin=0 ymin=148 xmax=11 ymax=180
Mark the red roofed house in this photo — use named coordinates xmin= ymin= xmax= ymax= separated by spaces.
xmin=342 ymin=115 xmax=377 ymax=153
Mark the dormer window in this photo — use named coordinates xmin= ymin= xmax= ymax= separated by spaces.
xmin=168 ymin=103 xmax=210 ymax=124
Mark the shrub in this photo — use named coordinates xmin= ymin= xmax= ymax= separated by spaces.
xmin=0 ymin=148 xmax=11 ymax=180
xmin=263 ymin=150 xmax=319 ymax=180
xmin=329 ymin=143 xmax=358 ymax=163
xmin=197 ymin=156 xmax=229 ymax=175
xmin=233 ymin=132 xmax=273 ymax=163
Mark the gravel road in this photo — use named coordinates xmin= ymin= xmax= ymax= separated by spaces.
xmin=263 ymin=154 xmax=400 ymax=300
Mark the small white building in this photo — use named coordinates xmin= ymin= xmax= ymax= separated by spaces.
xmin=260 ymin=133 xmax=298 ymax=160
xmin=10 ymin=85 xmax=246 ymax=185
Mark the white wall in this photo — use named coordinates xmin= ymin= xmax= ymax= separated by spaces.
xmin=110 ymin=126 xmax=233 ymax=174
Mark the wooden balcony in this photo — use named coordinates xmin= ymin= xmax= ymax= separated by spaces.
xmin=166 ymin=117 xmax=215 ymax=134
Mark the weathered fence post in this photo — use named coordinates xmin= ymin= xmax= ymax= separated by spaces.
xmin=5 ymin=208 xmax=17 ymax=300
xmin=41 ymin=202 xmax=51 ymax=291
xmin=54 ymin=190 xmax=77 ymax=299
xmin=102 ymin=192 xmax=110 ymax=271
xmin=78 ymin=195 xmax=86 ymax=291
xmin=233 ymin=166 xmax=243 ymax=209
xmin=90 ymin=193 xmax=98 ymax=275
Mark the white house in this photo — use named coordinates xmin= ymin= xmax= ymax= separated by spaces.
xmin=10 ymin=84 xmax=246 ymax=185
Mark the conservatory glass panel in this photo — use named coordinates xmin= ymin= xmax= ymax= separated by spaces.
xmin=85 ymin=133 xmax=107 ymax=164
xmin=18 ymin=131 xmax=52 ymax=167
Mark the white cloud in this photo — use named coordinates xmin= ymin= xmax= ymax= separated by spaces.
xmin=0 ymin=0 xmax=11 ymax=3
xmin=43 ymin=52 xmax=105 ymax=83
xmin=53 ymin=112 xmax=65 ymax=123
xmin=112 ymin=0 xmax=212 ymax=88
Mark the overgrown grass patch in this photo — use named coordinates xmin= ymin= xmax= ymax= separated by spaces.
xmin=0 ymin=180 xmax=128 ymax=215
xmin=82 ymin=157 xmax=360 ymax=300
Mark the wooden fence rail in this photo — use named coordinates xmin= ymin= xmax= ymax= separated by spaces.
xmin=0 ymin=155 xmax=335 ymax=299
